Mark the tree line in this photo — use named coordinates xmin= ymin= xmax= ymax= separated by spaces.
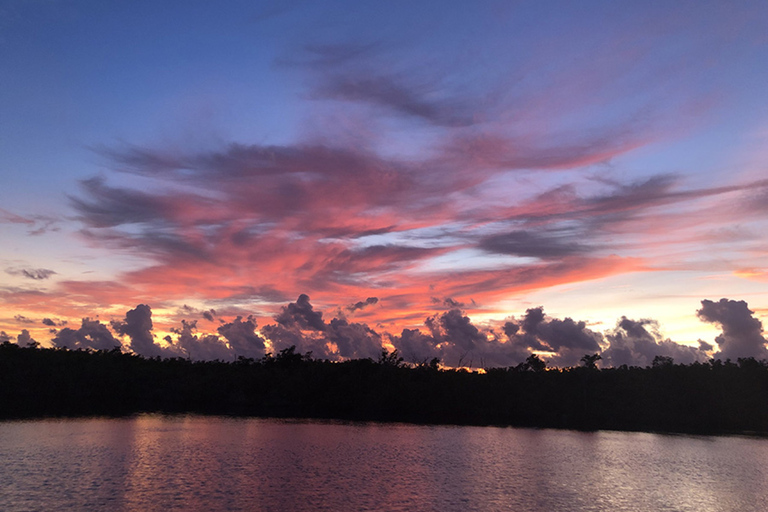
xmin=1 ymin=342 xmax=767 ymax=436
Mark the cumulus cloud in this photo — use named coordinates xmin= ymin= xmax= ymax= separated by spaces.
xmin=16 ymin=294 xmax=768 ymax=369
xmin=261 ymin=322 xmax=330 ymax=358
xmin=389 ymin=328 xmax=441 ymax=364
xmin=394 ymin=308 xmax=533 ymax=368
xmin=697 ymin=298 xmax=768 ymax=361
xmin=217 ymin=316 xmax=266 ymax=360
xmin=52 ymin=318 xmax=121 ymax=351
xmin=601 ymin=317 xmax=708 ymax=367
xmin=515 ymin=307 xmax=604 ymax=367
xmin=111 ymin=304 xmax=174 ymax=358
xmin=17 ymin=329 xmax=36 ymax=347
xmin=263 ymin=295 xmax=385 ymax=360
xmin=327 ymin=318 xmax=382 ymax=359
xmin=275 ymin=294 xmax=326 ymax=331
xmin=173 ymin=320 xmax=231 ymax=361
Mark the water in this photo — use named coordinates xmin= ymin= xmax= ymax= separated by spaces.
xmin=1 ymin=416 xmax=766 ymax=511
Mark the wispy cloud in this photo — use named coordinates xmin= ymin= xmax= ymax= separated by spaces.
xmin=5 ymin=267 xmax=57 ymax=280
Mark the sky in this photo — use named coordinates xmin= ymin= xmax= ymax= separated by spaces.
xmin=2 ymin=0 xmax=768 ymax=367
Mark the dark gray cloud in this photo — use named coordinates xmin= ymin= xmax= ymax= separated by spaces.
xmin=71 ymin=177 xmax=180 ymax=229
xmin=25 ymin=295 xmax=763 ymax=369
xmin=479 ymin=229 xmax=587 ymax=259
xmin=173 ymin=320 xmax=232 ymax=361
xmin=111 ymin=304 xmax=173 ymax=358
xmin=275 ymin=294 xmax=326 ymax=331
xmin=217 ymin=316 xmax=266 ymax=360
xmin=347 ymin=296 xmax=379 ymax=312
xmin=13 ymin=315 xmax=34 ymax=324
xmin=42 ymin=317 xmax=66 ymax=327
xmin=327 ymin=318 xmax=382 ymax=359
xmin=266 ymin=295 xmax=384 ymax=360
xmin=419 ymin=308 xmax=533 ymax=368
xmin=392 ymin=306 xmax=603 ymax=369
xmin=17 ymin=329 xmax=36 ymax=347
xmin=697 ymin=298 xmax=768 ymax=361
xmin=389 ymin=328 xmax=440 ymax=364
xmin=260 ymin=322 xmax=332 ymax=359
xmin=5 ymin=267 xmax=57 ymax=280
xmin=431 ymin=297 xmax=466 ymax=309
xmin=52 ymin=318 xmax=121 ymax=351
xmin=434 ymin=309 xmax=486 ymax=352
xmin=601 ymin=317 xmax=708 ymax=367
xmin=500 ymin=307 xmax=603 ymax=367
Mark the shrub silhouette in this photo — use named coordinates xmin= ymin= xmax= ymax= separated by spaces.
xmin=1 ymin=341 xmax=767 ymax=435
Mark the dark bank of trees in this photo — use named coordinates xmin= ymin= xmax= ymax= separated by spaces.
xmin=1 ymin=341 xmax=768 ymax=436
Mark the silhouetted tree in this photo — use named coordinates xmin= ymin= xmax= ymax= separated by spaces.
xmin=651 ymin=355 xmax=674 ymax=368
xmin=378 ymin=348 xmax=404 ymax=367
xmin=580 ymin=353 xmax=601 ymax=369
xmin=522 ymin=353 xmax=547 ymax=372
xmin=2 ymin=341 xmax=768 ymax=435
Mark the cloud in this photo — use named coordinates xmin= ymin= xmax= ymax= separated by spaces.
xmin=389 ymin=328 xmax=440 ymax=364
xmin=430 ymin=308 xmax=486 ymax=352
xmin=111 ymin=304 xmax=173 ymax=358
xmin=71 ymin=176 xmax=182 ymax=229
xmin=601 ymin=317 xmax=708 ymax=367
xmin=515 ymin=307 xmax=604 ymax=367
xmin=431 ymin=297 xmax=466 ymax=309
xmin=327 ymin=318 xmax=382 ymax=359
xmin=275 ymin=294 xmax=327 ymax=331
xmin=173 ymin=320 xmax=232 ymax=361
xmin=17 ymin=329 xmax=36 ymax=347
xmin=395 ymin=308 xmax=532 ymax=368
xmin=13 ymin=294 xmax=761 ymax=369
xmin=288 ymin=41 xmax=478 ymax=128
xmin=217 ymin=316 xmax=266 ymax=360
xmin=5 ymin=267 xmax=57 ymax=280
xmin=13 ymin=315 xmax=34 ymax=324
xmin=260 ymin=322 xmax=331 ymax=359
xmin=697 ymin=298 xmax=768 ymax=361
xmin=479 ymin=229 xmax=588 ymax=259
xmin=264 ymin=294 xmax=384 ymax=360
xmin=55 ymin=19 xmax=768 ymax=333
xmin=0 ymin=209 xmax=60 ymax=235
xmin=42 ymin=317 xmax=66 ymax=327
xmin=347 ymin=296 xmax=378 ymax=312
xmin=315 ymin=73 xmax=476 ymax=127
xmin=52 ymin=318 xmax=121 ymax=351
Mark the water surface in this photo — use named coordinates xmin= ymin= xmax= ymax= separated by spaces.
xmin=1 ymin=416 xmax=766 ymax=511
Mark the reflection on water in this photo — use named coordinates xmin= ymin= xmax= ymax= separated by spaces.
xmin=1 ymin=415 xmax=766 ymax=511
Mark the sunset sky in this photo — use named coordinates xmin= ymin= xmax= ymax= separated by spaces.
xmin=2 ymin=0 xmax=768 ymax=367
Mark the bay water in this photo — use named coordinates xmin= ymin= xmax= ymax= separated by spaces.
xmin=1 ymin=415 xmax=766 ymax=511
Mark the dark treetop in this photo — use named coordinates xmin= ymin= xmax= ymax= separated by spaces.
xmin=1 ymin=342 xmax=767 ymax=436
